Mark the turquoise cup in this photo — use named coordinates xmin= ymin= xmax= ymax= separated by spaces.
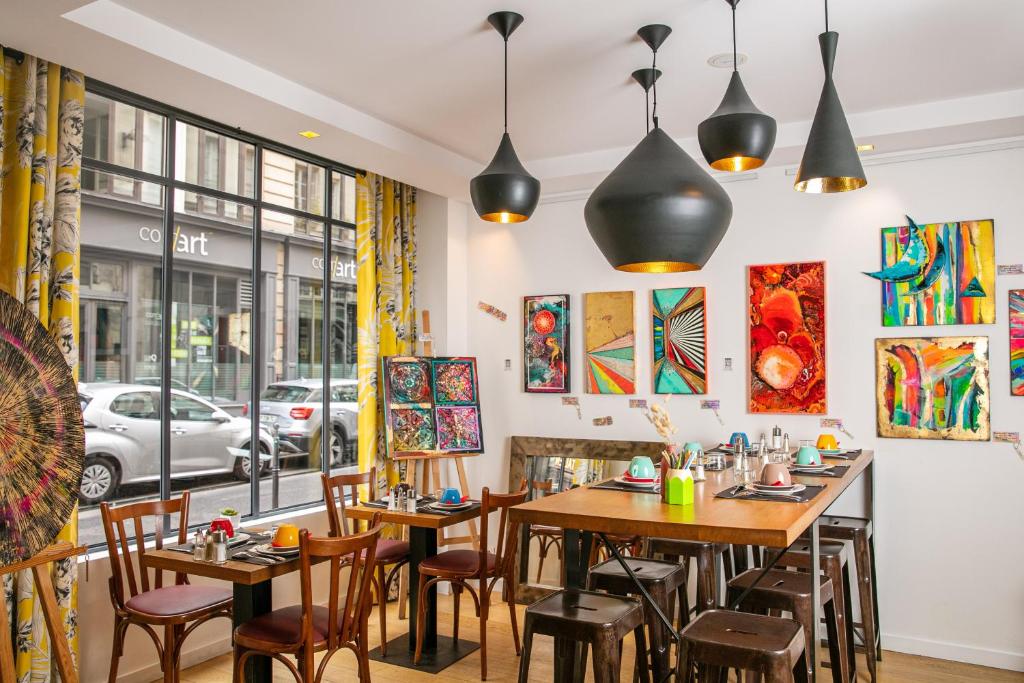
xmin=729 ymin=432 xmax=750 ymax=449
xmin=628 ymin=456 xmax=656 ymax=479
xmin=795 ymin=443 xmax=822 ymax=466
xmin=683 ymin=441 xmax=703 ymax=464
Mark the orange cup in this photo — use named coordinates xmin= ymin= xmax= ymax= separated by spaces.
xmin=272 ymin=523 xmax=299 ymax=548
xmin=816 ymin=434 xmax=838 ymax=451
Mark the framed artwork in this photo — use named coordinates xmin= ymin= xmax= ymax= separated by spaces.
xmin=1010 ymin=290 xmax=1023 ymax=396
xmin=865 ymin=217 xmax=995 ymax=326
xmin=584 ymin=291 xmax=635 ymax=394
xmin=652 ymin=287 xmax=707 ymax=394
xmin=523 ymin=294 xmax=570 ymax=393
xmin=382 ymin=356 xmax=484 ymax=457
xmin=875 ymin=337 xmax=990 ymax=441
xmin=748 ymin=262 xmax=826 ymax=414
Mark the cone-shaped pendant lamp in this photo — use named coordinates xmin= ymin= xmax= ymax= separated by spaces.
xmin=794 ymin=0 xmax=866 ymax=193
xmin=471 ymin=11 xmax=540 ymax=223
xmin=698 ymin=0 xmax=776 ymax=172
xmin=585 ymin=25 xmax=733 ymax=273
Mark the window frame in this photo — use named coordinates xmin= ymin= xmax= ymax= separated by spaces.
xmin=81 ymin=78 xmax=361 ymax=549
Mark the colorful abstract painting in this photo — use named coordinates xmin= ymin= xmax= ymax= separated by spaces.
xmin=390 ymin=407 xmax=437 ymax=451
xmin=435 ymin=406 xmax=483 ymax=451
xmin=382 ymin=355 xmax=484 ymax=457
xmin=524 ymin=294 xmax=570 ymax=393
xmin=1011 ymin=290 xmax=1024 ymax=396
xmin=432 ymin=359 xmax=477 ymax=404
xmin=865 ymin=216 xmax=995 ymax=326
xmin=748 ymin=262 xmax=826 ymax=414
xmin=387 ymin=358 xmax=432 ymax=403
xmin=584 ymin=291 xmax=635 ymax=394
xmin=875 ymin=337 xmax=990 ymax=441
xmin=652 ymin=287 xmax=707 ymax=394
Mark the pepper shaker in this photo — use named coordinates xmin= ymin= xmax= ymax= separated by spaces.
xmin=193 ymin=529 xmax=207 ymax=562
xmin=407 ymin=487 xmax=418 ymax=513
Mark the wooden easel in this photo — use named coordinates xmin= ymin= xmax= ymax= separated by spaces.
xmin=396 ymin=311 xmax=480 ymax=619
xmin=1 ymin=541 xmax=85 ymax=683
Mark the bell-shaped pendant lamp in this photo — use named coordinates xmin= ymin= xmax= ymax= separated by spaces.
xmin=794 ymin=0 xmax=866 ymax=193
xmin=698 ymin=0 xmax=776 ymax=172
xmin=585 ymin=25 xmax=732 ymax=273
xmin=470 ymin=11 xmax=540 ymax=223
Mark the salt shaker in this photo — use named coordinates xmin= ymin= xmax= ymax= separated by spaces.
xmin=406 ymin=487 xmax=418 ymax=513
xmin=772 ymin=425 xmax=782 ymax=451
xmin=782 ymin=433 xmax=791 ymax=454
xmin=210 ymin=530 xmax=228 ymax=565
xmin=193 ymin=529 xmax=207 ymax=562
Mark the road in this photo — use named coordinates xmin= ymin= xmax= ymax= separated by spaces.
xmin=78 ymin=463 xmax=357 ymax=547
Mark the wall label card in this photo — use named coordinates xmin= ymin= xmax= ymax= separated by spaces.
xmin=477 ymin=301 xmax=507 ymax=321
xmin=629 ymin=399 xmax=648 ymax=409
xmin=998 ymin=264 xmax=1023 ymax=276
xmin=592 ymin=416 xmax=614 ymax=426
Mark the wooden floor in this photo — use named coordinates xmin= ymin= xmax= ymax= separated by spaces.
xmin=178 ymin=594 xmax=1023 ymax=682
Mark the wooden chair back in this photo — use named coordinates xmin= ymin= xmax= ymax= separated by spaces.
xmin=298 ymin=516 xmax=381 ymax=679
xmin=479 ymin=479 xmax=528 ymax=581
xmin=530 ymin=479 xmax=554 ymax=499
xmin=100 ymin=492 xmax=191 ymax=609
xmin=321 ymin=468 xmax=377 ymax=536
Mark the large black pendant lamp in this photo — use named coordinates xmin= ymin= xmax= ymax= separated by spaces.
xmin=794 ymin=0 xmax=867 ymax=192
xmin=585 ymin=25 xmax=733 ymax=273
xmin=698 ymin=0 xmax=776 ymax=172
xmin=470 ymin=11 xmax=540 ymax=223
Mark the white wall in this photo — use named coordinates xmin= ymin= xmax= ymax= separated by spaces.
xmin=462 ymin=143 xmax=1024 ymax=671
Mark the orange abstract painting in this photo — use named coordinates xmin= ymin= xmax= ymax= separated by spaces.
xmin=748 ymin=262 xmax=826 ymax=414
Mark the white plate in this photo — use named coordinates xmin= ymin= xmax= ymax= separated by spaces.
xmin=613 ymin=476 xmax=658 ymax=488
xmin=428 ymin=501 xmax=473 ymax=511
xmin=227 ymin=532 xmax=251 ymax=546
xmin=253 ymin=543 xmax=299 ymax=556
xmin=790 ymin=464 xmax=831 ymax=472
xmin=817 ymin=449 xmax=842 ymax=456
xmin=749 ymin=484 xmax=805 ymax=496
xmin=751 ymin=483 xmax=800 ymax=492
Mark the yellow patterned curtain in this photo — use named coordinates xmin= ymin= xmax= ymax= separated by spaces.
xmin=0 ymin=48 xmax=84 ymax=681
xmin=355 ymin=172 xmax=416 ymax=490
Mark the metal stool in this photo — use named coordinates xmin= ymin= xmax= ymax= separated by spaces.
xmin=679 ymin=609 xmax=809 ymax=682
xmin=648 ymin=539 xmax=734 ymax=617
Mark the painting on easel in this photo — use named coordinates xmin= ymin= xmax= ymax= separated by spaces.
xmin=382 ymin=356 xmax=484 ymax=458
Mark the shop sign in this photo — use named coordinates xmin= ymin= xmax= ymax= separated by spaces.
xmin=312 ymin=255 xmax=357 ymax=281
xmin=139 ymin=226 xmax=210 ymax=256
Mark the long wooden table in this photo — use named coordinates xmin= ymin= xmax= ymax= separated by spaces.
xmin=509 ymin=450 xmax=874 ymax=680
xmin=344 ymin=503 xmax=482 ymax=673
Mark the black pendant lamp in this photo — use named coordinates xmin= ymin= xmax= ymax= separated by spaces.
xmin=794 ymin=0 xmax=867 ymax=193
xmin=585 ymin=25 xmax=733 ymax=273
xmin=698 ymin=0 xmax=776 ymax=172
xmin=470 ymin=11 xmax=540 ymax=223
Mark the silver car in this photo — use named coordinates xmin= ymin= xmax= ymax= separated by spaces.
xmin=250 ymin=379 xmax=358 ymax=468
xmin=78 ymin=383 xmax=275 ymax=505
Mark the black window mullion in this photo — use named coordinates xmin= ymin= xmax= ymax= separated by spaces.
xmin=250 ymin=144 xmax=263 ymax=519
xmin=321 ymin=168 xmax=332 ymax=480
xmin=159 ymin=115 xmax=176 ymax=504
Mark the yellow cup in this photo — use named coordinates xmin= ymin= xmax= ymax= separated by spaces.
xmin=816 ymin=434 xmax=838 ymax=451
xmin=272 ymin=523 xmax=299 ymax=548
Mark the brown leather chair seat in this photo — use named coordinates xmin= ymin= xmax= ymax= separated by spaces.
xmin=125 ymin=584 xmax=232 ymax=618
xmin=372 ymin=539 xmax=410 ymax=564
xmin=419 ymin=549 xmax=496 ymax=576
xmin=234 ymin=605 xmax=333 ymax=648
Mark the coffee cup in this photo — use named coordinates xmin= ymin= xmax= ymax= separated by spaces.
xmin=210 ymin=517 xmax=234 ymax=539
xmin=795 ymin=443 xmax=821 ymax=466
xmin=816 ymin=434 xmax=838 ymax=451
xmin=760 ymin=463 xmax=793 ymax=487
xmin=729 ymin=432 xmax=750 ymax=450
xmin=683 ymin=442 xmax=703 ymax=465
xmin=628 ymin=456 xmax=656 ymax=479
xmin=440 ymin=487 xmax=462 ymax=505
xmin=272 ymin=523 xmax=299 ymax=548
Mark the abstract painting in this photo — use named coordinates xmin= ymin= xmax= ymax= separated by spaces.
xmin=1011 ymin=290 xmax=1024 ymax=396
xmin=524 ymin=294 xmax=570 ymax=393
xmin=435 ymin=406 xmax=483 ymax=451
xmin=382 ymin=355 xmax=484 ymax=457
xmin=865 ymin=216 xmax=995 ymax=326
xmin=584 ymin=291 xmax=635 ymax=394
xmin=432 ymin=359 xmax=477 ymax=404
xmin=748 ymin=262 xmax=826 ymax=414
xmin=875 ymin=337 xmax=990 ymax=441
xmin=652 ymin=287 xmax=707 ymax=394
xmin=387 ymin=358 xmax=432 ymax=403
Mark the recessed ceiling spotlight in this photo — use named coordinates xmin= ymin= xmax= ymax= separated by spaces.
xmin=707 ymin=52 xmax=747 ymax=69
xmin=298 ymin=130 xmax=320 ymax=139
xmin=856 ymin=143 xmax=875 ymax=153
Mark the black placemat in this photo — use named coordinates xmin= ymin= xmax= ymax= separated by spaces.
xmin=589 ymin=479 xmax=660 ymax=494
xmin=416 ymin=501 xmax=481 ymax=515
xmin=788 ymin=465 xmax=850 ymax=478
xmin=715 ymin=484 xmax=824 ymax=503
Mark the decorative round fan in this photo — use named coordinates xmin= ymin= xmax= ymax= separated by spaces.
xmin=0 ymin=289 xmax=84 ymax=566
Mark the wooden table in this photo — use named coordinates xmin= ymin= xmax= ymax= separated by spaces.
xmin=509 ymin=451 xmax=875 ymax=681
xmin=345 ymin=503 xmax=483 ymax=673
xmin=144 ymin=535 xmax=324 ymax=683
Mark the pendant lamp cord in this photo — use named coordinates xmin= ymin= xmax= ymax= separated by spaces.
xmin=651 ymin=47 xmax=659 ymax=129
xmin=732 ymin=2 xmax=738 ymax=72
xmin=824 ymin=0 xmax=829 ymax=32
xmin=503 ymin=36 xmax=509 ymax=133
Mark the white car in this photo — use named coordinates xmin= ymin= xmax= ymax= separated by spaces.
xmin=78 ymin=383 xmax=275 ymax=505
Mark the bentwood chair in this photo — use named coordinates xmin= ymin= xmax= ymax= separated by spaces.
xmin=413 ymin=480 xmax=529 ymax=680
xmin=526 ymin=479 xmax=563 ymax=583
xmin=321 ymin=469 xmax=410 ymax=656
xmin=100 ymin=492 xmax=233 ymax=683
xmin=232 ymin=520 xmax=382 ymax=682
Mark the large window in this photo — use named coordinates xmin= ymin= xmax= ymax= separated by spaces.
xmin=77 ymin=83 xmax=359 ymax=547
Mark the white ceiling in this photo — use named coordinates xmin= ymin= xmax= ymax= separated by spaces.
xmin=3 ymin=0 xmax=1023 ymax=198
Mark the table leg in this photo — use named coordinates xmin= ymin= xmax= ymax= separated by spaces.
xmin=810 ymin=518 xmax=821 ymax=677
xmin=558 ymin=529 xmax=593 ymax=683
xmin=234 ymin=581 xmax=272 ymax=683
